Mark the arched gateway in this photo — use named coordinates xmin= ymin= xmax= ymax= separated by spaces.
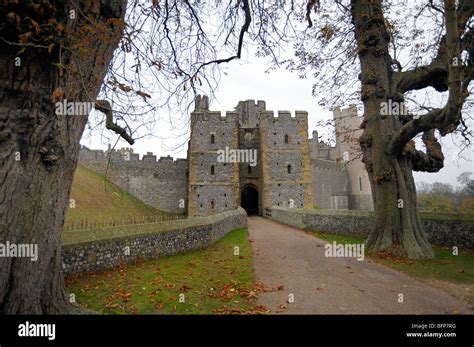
xmin=240 ymin=185 xmax=259 ymax=215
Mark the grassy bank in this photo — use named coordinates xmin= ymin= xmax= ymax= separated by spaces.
xmin=66 ymin=165 xmax=169 ymax=227
xmin=311 ymin=231 xmax=474 ymax=285
xmin=65 ymin=228 xmax=262 ymax=314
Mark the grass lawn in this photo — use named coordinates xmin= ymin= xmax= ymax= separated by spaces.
xmin=65 ymin=228 xmax=264 ymax=314
xmin=311 ymin=231 xmax=474 ymax=285
xmin=66 ymin=165 xmax=170 ymax=227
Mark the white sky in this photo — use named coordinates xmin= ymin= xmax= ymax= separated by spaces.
xmin=80 ymin=50 xmax=473 ymax=188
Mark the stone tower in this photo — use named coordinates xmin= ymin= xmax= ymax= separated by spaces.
xmin=333 ymin=105 xmax=373 ymax=210
xmin=235 ymin=100 xmax=266 ymax=215
xmin=187 ymin=96 xmax=313 ymax=217
xmin=259 ymin=109 xmax=313 ymax=211
xmin=187 ymin=96 xmax=240 ymax=217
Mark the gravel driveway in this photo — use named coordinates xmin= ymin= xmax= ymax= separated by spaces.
xmin=248 ymin=216 xmax=472 ymax=314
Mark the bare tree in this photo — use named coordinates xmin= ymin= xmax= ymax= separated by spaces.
xmin=295 ymin=0 xmax=473 ymax=258
xmin=0 ymin=0 xmax=297 ymax=314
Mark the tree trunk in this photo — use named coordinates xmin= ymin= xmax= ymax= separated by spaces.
xmin=351 ymin=0 xmax=434 ymax=258
xmin=365 ymin=155 xmax=434 ymax=258
xmin=0 ymin=0 xmax=127 ymax=313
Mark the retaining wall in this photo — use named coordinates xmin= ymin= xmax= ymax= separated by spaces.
xmin=61 ymin=208 xmax=247 ymax=276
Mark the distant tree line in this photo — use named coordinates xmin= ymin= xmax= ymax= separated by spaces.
xmin=417 ymin=172 xmax=474 ymax=213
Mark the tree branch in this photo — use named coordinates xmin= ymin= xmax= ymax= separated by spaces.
xmin=95 ymin=100 xmax=135 ymax=145
xmin=196 ymin=0 xmax=251 ymax=70
xmin=387 ymin=0 xmax=471 ymax=155
xmin=407 ymin=130 xmax=445 ymax=172
xmin=387 ymin=108 xmax=444 ymax=154
xmin=393 ymin=60 xmax=448 ymax=94
xmin=393 ymin=0 xmax=473 ymax=94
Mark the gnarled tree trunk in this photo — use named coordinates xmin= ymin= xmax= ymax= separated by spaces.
xmin=351 ymin=0 xmax=435 ymax=259
xmin=0 ymin=0 xmax=126 ymax=313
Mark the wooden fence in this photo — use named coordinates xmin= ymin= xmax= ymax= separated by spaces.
xmin=63 ymin=214 xmax=186 ymax=231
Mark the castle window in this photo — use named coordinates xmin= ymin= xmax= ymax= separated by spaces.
xmin=211 ymin=200 xmax=215 ymax=209
xmin=287 ymin=164 xmax=292 ymax=174
xmin=248 ymin=165 xmax=252 ymax=174
xmin=284 ymin=134 xmax=290 ymax=144
xmin=211 ymin=165 xmax=215 ymax=175
xmin=359 ymin=177 xmax=362 ymax=192
xmin=224 ymin=193 xmax=227 ymax=197
xmin=210 ymin=133 xmax=215 ymax=144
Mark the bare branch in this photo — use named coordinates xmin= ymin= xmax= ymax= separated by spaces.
xmin=387 ymin=0 xmax=472 ymax=155
xmin=95 ymin=100 xmax=135 ymax=145
xmin=393 ymin=0 xmax=473 ymax=94
xmin=196 ymin=0 xmax=252 ymax=71
xmin=408 ymin=130 xmax=445 ymax=172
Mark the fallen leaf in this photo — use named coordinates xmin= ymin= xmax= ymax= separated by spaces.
xmin=180 ymin=285 xmax=192 ymax=292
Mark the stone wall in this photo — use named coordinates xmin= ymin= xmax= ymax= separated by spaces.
xmin=268 ymin=208 xmax=474 ymax=250
xmin=61 ymin=208 xmax=247 ymax=276
xmin=79 ymin=146 xmax=188 ymax=214
xmin=260 ymin=111 xmax=313 ymax=210
xmin=311 ymin=158 xmax=348 ymax=209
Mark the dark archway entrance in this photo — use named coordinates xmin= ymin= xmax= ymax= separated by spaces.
xmin=241 ymin=186 xmax=259 ymax=215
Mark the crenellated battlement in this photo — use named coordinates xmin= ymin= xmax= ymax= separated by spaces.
xmin=79 ymin=145 xmax=188 ymax=169
xmin=190 ymin=95 xmax=308 ymax=130
xmin=258 ymin=110 xmax=308 ymax=122
xmin=190 ymin=110 xmax=240 ymax=124
xmin=78 ymin=145 xmax=189 ymax=215
xmin=333 ymin=104 xmax=358 ymax=119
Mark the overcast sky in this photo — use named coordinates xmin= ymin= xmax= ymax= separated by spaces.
xmin=81 ymin=48 xmax=473 ymax=188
